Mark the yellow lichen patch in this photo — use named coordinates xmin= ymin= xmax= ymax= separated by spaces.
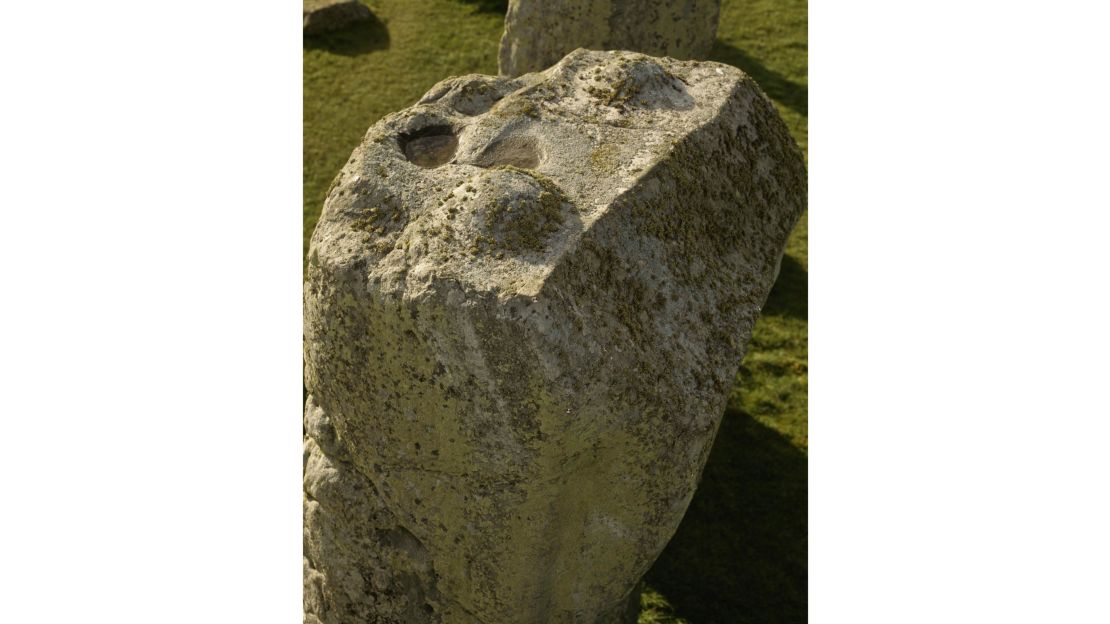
xmin=589 ymin=143 xmax=620 ymax=173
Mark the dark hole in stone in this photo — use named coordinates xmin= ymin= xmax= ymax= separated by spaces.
xmin=401 ymin=125 xmax=458 ymax=168
xmin=476 ymin=135 xmax=541 ymax=169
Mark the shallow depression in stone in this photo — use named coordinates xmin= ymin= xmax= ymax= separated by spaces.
xmin=401 ymin=125 xmax=458 ymax=168
xmin=476 ymin=135 xmax=542 ymax=169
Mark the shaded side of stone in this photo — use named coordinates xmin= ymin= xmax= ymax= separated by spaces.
xmin=499 ymin=0 xmax=721 ymax=76
xmin=303 ymin=0 xmax=372 ymax=35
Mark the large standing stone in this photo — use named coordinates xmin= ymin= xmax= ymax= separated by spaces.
xmin=304 ymin=49 xmax=806 ymax=623
xmin=303 ymin=0 xmax=372 ymax=35
xmin=499 ymin=0 xmax=721 ymax=77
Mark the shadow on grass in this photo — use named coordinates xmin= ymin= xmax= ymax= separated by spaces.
xmin=761 ymin=255 xmax=807 ymax=320
xmin=303 ymin=11 xmax=390 ymax=57
xmin=644 ymin=408 xmax=807 ymax=623
xmin=455 ymin=0 xmax=508 ymax=14
xmin=710 ymin=41 xmax=807 ymax=117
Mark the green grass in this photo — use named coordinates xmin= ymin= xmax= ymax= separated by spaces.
xmin=304 ymin=1 xmax=807 ymax=621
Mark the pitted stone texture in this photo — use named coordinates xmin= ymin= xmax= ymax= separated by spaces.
xmin=304 ymin=49 xmax=806 ymax=623
xmin=303 ymin=0 xmax=372 ymax=35
xmin=304 ymin=395 xmax=456 ymax=623
xmin=499 ymin=0 xmax=721 ymax=77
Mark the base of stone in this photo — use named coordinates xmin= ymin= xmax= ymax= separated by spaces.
xmin=619 ymin=581 xmax=644 ymax=624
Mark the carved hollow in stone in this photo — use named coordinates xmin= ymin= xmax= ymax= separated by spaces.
xmin=476 ymin=135 xmax=543 ymax=169
xmin=304 ymin=49 xmax=806 ymax=624
xmin=402 ymin=126 xmax=460 ymax=168
xmin=499 ymin=0 xmax=722 ymax=77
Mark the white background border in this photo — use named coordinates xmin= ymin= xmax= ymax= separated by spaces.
xmin=2 ymin=0 xmax=1108 ymax=621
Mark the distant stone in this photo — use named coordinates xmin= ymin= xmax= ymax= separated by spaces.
xmin=303 ymin=0 xmax=372 ymax=35
xmin=304 ymin=49 xmax=806 ymax=624
xmin=499 ymin=0 xmax=721 ymax=76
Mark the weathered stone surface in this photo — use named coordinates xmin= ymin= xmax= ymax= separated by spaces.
xmin=304 ymin=49 xmax=806 ymax=623
xmin=499 ymin=0 xmax=721 ymax=77
xmin=304 ymin=395 xmax=448 ymax=623
xmin=303 ymin=0 xmax=372 ymax=36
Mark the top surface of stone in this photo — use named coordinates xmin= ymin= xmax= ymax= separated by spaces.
xmin=311 ymin=49 xmax=765 ymax=302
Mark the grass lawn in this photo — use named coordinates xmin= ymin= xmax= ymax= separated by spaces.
xmin=304 ymin=1 xmax=807 ymax=621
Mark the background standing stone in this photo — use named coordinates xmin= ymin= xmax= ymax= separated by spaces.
xmin=303 ymin=0 xmax=373 ymax=36
xmin=499 ymin=0 xmax=721 ymax=77
xmin=304 ymin=49 xmax=805 ymax=623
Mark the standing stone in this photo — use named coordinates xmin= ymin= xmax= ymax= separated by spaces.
xmin=499 ymin=0 xmax=721 ymax=77
xmin=304 ymin=49 xmax=806 ymax=623
xmin=303 ymin=0 xmax=372 ymax=35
